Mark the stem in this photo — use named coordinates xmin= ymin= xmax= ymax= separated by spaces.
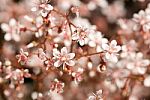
xmin=76 ymin=51 xmax=104 ymax=59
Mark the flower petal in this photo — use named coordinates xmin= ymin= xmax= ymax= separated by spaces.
xmin=72 ymin=33 xmax=79 ymax=40
xmin=61 ymin=47 xmax=68 ymax=55
xmin=67 ymin=53 xmax=75 ymax=59
xmin=53 ymin=49 xmax=60 ymax=58
xmin=66 ymin=60 xmax=75 ymax=66
xmin=54 ymin=60 xmax=62 ymax=67
xmin=102 ymin=43 xmax=109 ymax=51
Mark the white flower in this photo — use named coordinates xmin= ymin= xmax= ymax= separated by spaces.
xmin=102 ymin=40 xmax=121 ymax=63
xmin=133 ymin=10 xmax=150 ymax=32
xmin=88 ymin=31 xmax=108 ymax=52
xmin=53 ymin=47 xmax=75 ymax=68
xmin=31 ymin=3 xmax=53 ymax=17
xmin=88 ymin=90 xmax=103 ymax=100
xmin=72 ymin=28 xmax=89 ymax=46
xmin=1 ymin=18 xmax=21 ymax=42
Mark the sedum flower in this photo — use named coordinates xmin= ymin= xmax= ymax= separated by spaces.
xmin=88 ymin=90 xmax=103 ymax=100
xmin=72 ymin=68 xmax=84 ymax=84
xmin=1 ymin=18 xmax=21 ymax=42
xmin=31 ymin=2 xmax=53 ymax=17
xmin=53 ymin=47 xmax=75 ymax=68
xmin=72 ymin=27 xmax=89 ymax=46
xmin=133 ymin=10 xmax=150 ymax=32
xmin=5 ymin=69 xmax=31 ymax=84
xmin=102 ymin=40 xmax=121 ymax=63
xmin=50 ymin=79 xmax=65 ymax=93
xmin=16 ymin=49 xmax=29 ymax=65
xmin=88 ymin=31 xmax=108 ymax=52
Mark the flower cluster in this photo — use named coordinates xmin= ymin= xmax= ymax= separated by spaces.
xmin=0 ymin=0 xmax=150 ymax=100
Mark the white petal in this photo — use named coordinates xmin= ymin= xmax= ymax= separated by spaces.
xmin=110 ymin=40 xmax=117 ymax=47
xmin=67 ymin=53 xmax=75 ymax=59
xmin=45 ymin=4 xmax=53 ymax=11
xmin=101 ymin=43 xmax=109 ymax=50
xmin=41 ymin=10 xmax=48 ymax=17
xmin=1 ymin=23 xmax=10 ymax=32
xmin=72 ymin=33 xmax=79 ymax=40
xmin=31 ymin=7 xmax=38 ymax=12
xmin=114 ymin=46 xmax=121 ymax=52
xmin=144 ymin=75 xmax=150 ymax=87
xmin=110 ymin=54 xmax=118 ymax=63
xmin=54 ymin=60 xmax=62 ymax=67
xmin=12 ymin=33 xmax=20 ymax=42
xmin=61 ymin=47 xmax=68 ymax=55
xmin=89 ymin=41 xmax=96 ymax=47
xmin=9 ymin=19 xmax=17 ymax=26
xmin=79 ymin=39 xmax=85 ymax=46
xmin=66 ymin=60 xmax=75 ymax=66
xmin=4 ymin=33 xmax=12 ymax=41
xmin=53 ymin=49 xmax=60 ymax=58
xmin=105 ymin=52 xmax=111 ymax=60
xmin=101 ymin=38 xmax=108 ymax=44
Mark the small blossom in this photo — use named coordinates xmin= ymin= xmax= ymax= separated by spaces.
xmin=102 ymin=40 xmax=121 ymax=63
xmin=88 ymin=90 xmax=103 ymax=100
xmin=88 ymin=31 xmax=108 ymax=52
xmin=16 ymin=49 xmax=29 ymax=65
xmin=72 ymin=28 xmax=89 ymax=46
xmin=133 ymin=10 xmax=150 ymax=32
xmin=50 ymin=79 xmax=65 ymax=93
xmin=72 ymin=68 xmax=84 ymax=84
xmin=1 ymin=18 xmax=21 ymax=42
xmin=53 ymin=47 xmax=75 ymax=68
xmin=5 ymin=69 xmax=31 ymax=84
xmin=31 ymin=2 xmax=53 ymax=17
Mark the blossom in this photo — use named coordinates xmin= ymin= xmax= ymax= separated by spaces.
xmin=1 ymin=18 xmax=21 ymax=42
xmin=125 ymin=52 xmax=150 ymax=74
xmin=53 ymin=47 xmax=75 ymax=68
xmin=16 ymin=49 xmax=29 ymax=65
xmin=88 ymin=31 xmax=108 ymax=52
xmin=133 ymin=10 xmax=150 ymax=32
xmin=31 ymin=2 xmax=53 ymax=17
xmin=5 ymin=69 xmax=31 ymax=84
xmin=50 ymin=79 xmax=65 ymax=93
xmin=102 ymin=40 xmax=121 ymax=63
xmin=72 ymin=27 xmax=89 ymax=46
xmin=88 ymin=90 xmax=103 ymax=100
xmin=72 ymin=68 xmax=84 ymax=84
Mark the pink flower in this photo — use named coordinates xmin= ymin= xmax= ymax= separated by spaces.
xmin=133 ymin=10 xmax=150 ymax=32
xmin=88 ymin=90 xmax=103 ymax=100
xmin=31 ymin=2 xmax=53 ymax=17
xmin=72 ymin=28 xmax=89 ymax=46
xmin=50 ymin=79 xmax=65 ymax=93
xmin=5 ymin=69 xmax=31 ymax=84
xmin=102 ymin=40 xmax=121 ymax=63
xmin=72 ymin=68 xmax=84 ymax=84
xmin=53 ymin=47 xmax=75 ymax=68
xmin=88 ymin=31 xmax=108 ymax=52
xmin=16 ymin=49 xmax=29 ymax=65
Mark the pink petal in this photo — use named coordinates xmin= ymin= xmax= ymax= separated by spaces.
xmin=105 ymin=52 xmax=111 ymax=60
xmin=61 ymin=47 xmax=68 ymax=55
xmin=54 ymin=60 xmax=62 ymax=67
xmin=53 ymin=49 xmax=60 ymax=58
xmin=72 ymin=33 xmax=79 ymax=40
xmin=79 ymin=39 xmax=85 ymax=46
xmin=45 ymin=4 xmax=53 ymax=11
xmin=67 ymin=53 xmax=75 ymax=59
xmin=110 ymin=40 xmax=117 ymax=47
xmin=102 ymin=43 xmax=109 ymax=51
xmin=110 ymin=54 xmax=118 ymax=63
xmin=66 ymin=60 xmax=75 ymax=66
